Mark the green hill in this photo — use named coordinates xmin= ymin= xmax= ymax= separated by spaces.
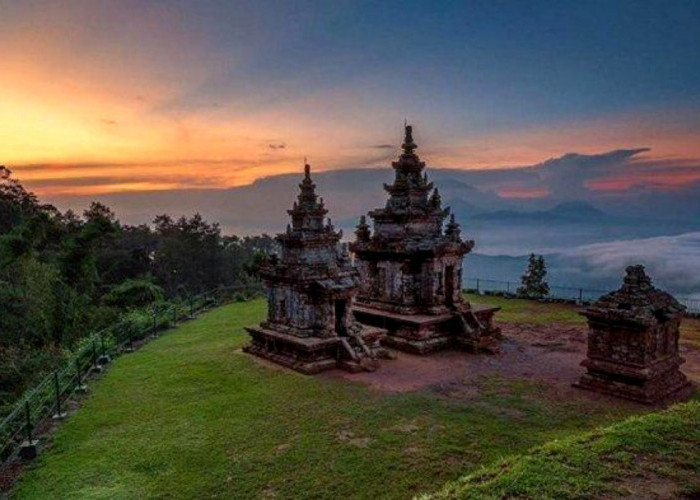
xmin=424 ymin=401 xmax=700 ymax=499
xmin=11 ymin=299 xmax=698 ymax=498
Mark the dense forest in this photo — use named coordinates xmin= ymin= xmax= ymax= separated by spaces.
xmin=0 ymin=166 xmax=274 ymax=410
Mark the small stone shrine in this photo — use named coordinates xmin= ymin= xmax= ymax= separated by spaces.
xmin=350 ymin=125 xmax=500 ymax=354
xmin=244 ymin=164 xmax=389 ymax=374
xmin=575 ymin=265 xmax=692 ymax=404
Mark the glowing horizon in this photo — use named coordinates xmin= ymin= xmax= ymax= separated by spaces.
xmin=2 ymin=1 xmax=699 ymax=199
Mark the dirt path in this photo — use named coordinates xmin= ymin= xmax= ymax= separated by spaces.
xmin=328 ymin=322 xmax=699 ymax=406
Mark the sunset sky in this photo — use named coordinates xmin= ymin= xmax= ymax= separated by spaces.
xmin=1 ymin=0 xmax=700 ymax=198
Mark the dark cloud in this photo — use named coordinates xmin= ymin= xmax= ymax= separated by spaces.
xmin=268 ymin=143 xmax=286 ymax=150
xmin=100 ymin=119 xmax=118 ymax=126
xmin=533 ymin=148 xmax=650 ymax=198
xmin=371 ymin=144 xmax=395 ymax=150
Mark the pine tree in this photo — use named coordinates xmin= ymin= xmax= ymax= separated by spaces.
xmin=517 ymin=253 xmax=550 ymax=299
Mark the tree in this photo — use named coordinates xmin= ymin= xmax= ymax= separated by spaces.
xmin=152 ymin=213 xmax=224 ymax=295
xmin=103 ymin=278 xmax=164 ymax=309
xmin=517 ymin=254 xmax=550 ymax=299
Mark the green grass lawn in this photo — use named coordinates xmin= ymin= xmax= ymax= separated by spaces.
xmin=467 ymin=293 xmax=700 ymax=346
xmin=465 ymin=293 xmax=586 ymax=325
xmin=10 ymin=300 xmax=668 ymax=498
xmin=425 ymin=401 xmax=700 ymax=499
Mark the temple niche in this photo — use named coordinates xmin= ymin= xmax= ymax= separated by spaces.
xmin=244 ymin=164 xmax=389 ymax=374
xmin=575 ymin=265 xmax=692 ymax=404
xmin=350 ymin=125 xmax=500 ymax=354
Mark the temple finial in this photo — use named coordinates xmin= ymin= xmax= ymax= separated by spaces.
xmin=355 ymin=214 xmax=371 ymax=242
xmin=430 ymin=187 xmax=441 ymax=208
xmin=402 ymin=124 xmax=417 ymax=155
xmin=304 ymin=161 xmax=311 ymax=179
xmin=445 ymin=212 xmax=462 ymax=241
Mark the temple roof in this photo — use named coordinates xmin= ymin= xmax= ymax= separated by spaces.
xmin=350 ymin=125 xmax=474 ymax=257
xmin=584 ymin=265 xmax=685 ymax=325
xmin=374 ymin=125 xmax=447 ymax=220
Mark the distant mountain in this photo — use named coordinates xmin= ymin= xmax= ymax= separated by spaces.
xmin=543 ymin=201 xmax=607 ymax=220
xmin=44 ymin=167 xmax=700 ymax=254
xmin=471 ymin=200 xmax=608 ymax=224
xmin=445 ymin=198 xmax=483 ymax=218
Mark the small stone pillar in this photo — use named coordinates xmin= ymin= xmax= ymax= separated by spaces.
xmin=574 ymin=265 xmax=692 ymax=404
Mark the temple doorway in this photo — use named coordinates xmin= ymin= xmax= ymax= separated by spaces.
xmin=335 ymin=300 xmax=348 ymax=336
xmin=445 ymin=266 xmax=455 ymax=305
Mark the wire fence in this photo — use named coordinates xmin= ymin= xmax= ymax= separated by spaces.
xmin=464 ymin=277 xmax=700 ymax=314
xmin=0 ymin=284 xmax=261 ymax=471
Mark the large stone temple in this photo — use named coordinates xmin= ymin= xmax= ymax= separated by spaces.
xmin=350 ymin=125 xmax=500 ymax=354
xmin=244 ymin=164 xmax=388 ymax=374
xmin=575 ymin=265 xmax=692 ymax=404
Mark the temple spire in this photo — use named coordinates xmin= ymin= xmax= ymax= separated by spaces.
xmin=445 ymin=213 xmax=461 ymax=241
xmin=402 ymin=124 xmax=418 ymax=155
xmin=355 ymin=215 xmax=371 ymax=242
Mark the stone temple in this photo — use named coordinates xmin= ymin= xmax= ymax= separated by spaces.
xmin=244 ymin=164 xmax=388 ymax=374
xmin=575 ymin=265 xmax=692 ymax=404
xmin=350 ymin=125 xmax=500 ymax=354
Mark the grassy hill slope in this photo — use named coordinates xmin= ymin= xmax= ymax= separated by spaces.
xmin=11 ymin=298 xmax=695 ymax=499
xmin=425 ymin=400 xmax=700 ymax=499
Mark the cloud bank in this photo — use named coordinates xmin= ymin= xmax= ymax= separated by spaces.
xmin=559 ymin=232 xmax=700 ymax=298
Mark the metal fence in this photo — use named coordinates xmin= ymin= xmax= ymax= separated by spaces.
xmin=0 ymin=284 xmax=260 ymax=470
xmin=464 ymin=277 xmax=700 ymax=314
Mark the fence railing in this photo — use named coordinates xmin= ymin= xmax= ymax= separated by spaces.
xmin=0 ymin=284 xmax=260 ymax=470
xmin=464 ymin=277 xmax=700 ymax=314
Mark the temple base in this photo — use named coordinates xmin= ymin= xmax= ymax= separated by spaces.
xmin=352 ymin=303 xmax=501 ymax=355
xmin=573 ymin=356 xmax=693 ymax=405
xmin=243 ymin=325 xmax=387 ymax=375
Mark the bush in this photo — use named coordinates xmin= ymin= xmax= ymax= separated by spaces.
xmin=103 ymin=279 xmax=165 ymax=309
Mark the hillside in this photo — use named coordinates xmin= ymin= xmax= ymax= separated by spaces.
xmin=11 ymin=298 xmax=700 ymax=499
xmin=425 ymin=401 xmax=700 ymax=499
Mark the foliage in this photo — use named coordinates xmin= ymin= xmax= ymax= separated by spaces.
xmin=13 ymin=302 xmax=647 ymax=499
xmin=517 ymin=253 xmax=550 ymax=299
xmin=103 ymin=279 xmax=165 ymax=309
xmin=0 ymin=169 xmax=272 ymax=411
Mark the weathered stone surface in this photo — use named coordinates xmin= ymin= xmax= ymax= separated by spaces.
xmin=244 ymin=164 xmax=389 ymax=373
xmin=574 ymin=265 xmax=692 ymax=404
xmin=350 ymin=126 xmax=500 ymax=353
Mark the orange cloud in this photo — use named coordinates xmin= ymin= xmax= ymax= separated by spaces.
xmin=2 ymin=3 xmax=699 ymax=198
xmin=496 ymin=186 xmax=549 ymax=199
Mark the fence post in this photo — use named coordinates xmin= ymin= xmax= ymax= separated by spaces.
xmin=52 ymin=371 xmax=67 ymax=420
xmin=91 ymin=339 xmax=103 ymax=373
xmin=76 ymin=358 xmax=88 ymax=393
xmin=98 ymin=332 xmax=111 ymax=365
xmin=19 ymin=400 xmax=38 ymax=460
xmin=506 ymin=281 xmax=510 ymax=294
xmin=25 ymin=401 xmax=33 ymax=443
xmin=476 ymin=279 xmax=480 ymax=295
xmin=152 ymin=310 xmax=158 ymax=338
xmin=578 ymin=288 xmax=583 ymax=305
xmin=126 ymin=327 xmax=135 ymax=352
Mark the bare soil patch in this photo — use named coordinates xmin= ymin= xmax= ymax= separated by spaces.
xmin=328 ymin=321 xmax=700 ymax=407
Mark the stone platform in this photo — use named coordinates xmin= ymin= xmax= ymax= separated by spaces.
xmin=352 ymin=303 xmax=500 ymax=355
xmin=244 ymin=324 xmax=387 ymax=374
xmin=574 ymin=355 xmax=693 ymax=405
